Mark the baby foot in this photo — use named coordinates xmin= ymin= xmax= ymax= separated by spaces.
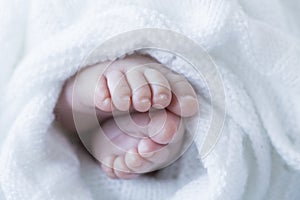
xmin=54 ymin=54 xmax=199 ymax=179
xmin=58 ymin=55 xmax=198 ymax=126
xmin=91 ymin=110 xmax=185 ymax=179
xmin=94 ymin=55 xmax=199 ymax=116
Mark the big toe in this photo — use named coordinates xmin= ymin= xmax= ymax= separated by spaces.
xmin=169 ymin=95 xmax=199 ymax=117
xmin=148 ymin=110 xmax=183 ymax=145
xmin=165 ymin=72 xmax=199 ymax=117
xmin=138 ymin=139 xmax=170 ymax=166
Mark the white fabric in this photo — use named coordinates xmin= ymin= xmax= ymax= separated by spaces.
xmin=1 ymin=0 xmax=300 ymax=199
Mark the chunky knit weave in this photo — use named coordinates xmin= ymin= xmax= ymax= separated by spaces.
xmin=0 ymin=0 xmax=300 ymax=200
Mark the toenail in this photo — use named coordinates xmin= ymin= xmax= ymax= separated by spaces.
xmin=138 ymin=145 xmax=156 ymax=157
xmin=182 ymin=95 xmax=197 ymax=101
xmin=158 ymin=93 xmax=169 ymax=101
xmin=153 ymin=94 xmax=170 ymax=109
xmin=131 ymin=157 xmax=143 ymax=167
xmin=126 ymin=149 xmax=143 ymax=167
xmin=103 ymin=98 xmax=111 ymax=106
xmin=141 ymin=98 xmax=151 ymax=104
xmin=138 ymin=98 xmax=151 ymax=112
xmin=140 ymin=98 xmax=151 ymax=109
xmin=123 ymin=96 xmax=130 ymax=101
xmin=140 ymin=151 xmax=155 ymax=158
xmin=122 ymin=96 xmax=131 ymax=107
xmin=181 ymin=96 xmax=198 ymax=107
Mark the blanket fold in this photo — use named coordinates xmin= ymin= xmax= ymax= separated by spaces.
xmin=0 ymin=0 xmax=299 ymax=200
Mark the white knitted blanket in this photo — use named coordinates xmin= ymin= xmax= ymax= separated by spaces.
xmin=1 ymin=0 xmax=300 ymax=200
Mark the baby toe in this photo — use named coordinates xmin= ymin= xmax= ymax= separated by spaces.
xmin=126 ymin=70 xmax=152 ymax=112
xmin=144 ymin=68 xmax=172 ymax=109
xmin=125 ymin=148 xmax=150 ymax=173
xmin=138 ymin=139 xmax=170 ymax=166
xmin=113 ymin=156 xmax=138 ymax=179
xmin=138 ymin=138 xmax=163 ymax=156
xmin=101 ymin=156 xmax=117 ymax=179
xmin=95 ymin=76 xmax=114 ymax=112
xmin=106 ymin=70 xmax=131 ymax=111
xmin=166 ymin=72 xmax=199 ymax=117
xmin=169 ymin=95 xmax=199 ymax=117
xmin=146 ymin=147 xmax=170 ymax=165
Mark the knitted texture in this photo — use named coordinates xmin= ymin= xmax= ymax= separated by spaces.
xmin=0 ymin=0 xmax=300 ymax=200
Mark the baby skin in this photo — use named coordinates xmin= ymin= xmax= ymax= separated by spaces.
xmin=55 ymin=54 xmax=198 ymax=179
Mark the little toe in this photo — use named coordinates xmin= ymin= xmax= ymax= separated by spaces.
xmin=101 ymin=156 xmax=117 ymax=179
xmin=95 ymin=76 xmax=114 ymax=112
xmin=113 ymin=156 xmax=138 ymax=179
xmin=144 ymin=68 xmax=172 ymax=109
xmin=166 ymin=72 xmax=199 ymax=117
xmin=126 ymin=69 xmax=152 ymax=112
xmin=106 ymin=70 xmax=131 ymax=111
